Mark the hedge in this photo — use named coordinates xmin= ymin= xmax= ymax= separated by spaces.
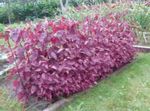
xmin=0 ymin=0 xmax=59 ymax=24
xmin=4 ymin=13 xmax=136 ymax=102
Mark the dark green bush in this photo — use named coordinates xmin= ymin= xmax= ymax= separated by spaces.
xmin=0 ymin=8 xmax=9 ymax=24
xmin=69 ymin=0 xmax=108 ymax=6
xmin=0 ymin=23 xmax=5 ymax=32
xmin=0 ymin=0 xmax=59 ymax=24
xmin=127 ymin=4 xmax=150 ymax=31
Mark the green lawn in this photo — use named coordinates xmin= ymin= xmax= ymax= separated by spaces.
xmin=0 ymin=88 xmax=23 ymax=111
xmin=0 ymin=39 xmax=5 ymax=45
xmin=61 ymin=53 xmax=150 ymax=111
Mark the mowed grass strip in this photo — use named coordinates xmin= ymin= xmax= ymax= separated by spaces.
xmin=61 ymin=53 xmax=150 ymax=111
xmin=0 ymin=88 xmax=23 ymax=111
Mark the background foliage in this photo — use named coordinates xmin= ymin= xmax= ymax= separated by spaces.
xmin=0 ymin=0 xmax=59 ymax=24
xmin=0 ymin=23 xmax=4 ymax=32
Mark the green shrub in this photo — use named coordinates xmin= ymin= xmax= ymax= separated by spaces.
xmin=69 ymin=0 xmax=108 ymax=6
xmin=0 ymin=23 xmax=5 ymax=32
xmin=0 ymin=8 xmax=9 ymax=24
xmin=6 ymin=22 xmax=25 ymax=29
xmin=127 ymin=4 xmax=150 ymax=32
xmin=125 ymin=3 xmax=150 ymax=45
xmin=0 ymin=0 xmax=59 ymax=24
xmin=59 ymin=3 xmax=129 ymax=21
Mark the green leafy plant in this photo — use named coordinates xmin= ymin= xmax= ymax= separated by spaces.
xmin=126 ymin=3 xmax=150 ymax=45
xmin=69 ymin=0 xmax=108 ymax=6
xmin=5 ymin=22 xmax=25 ymax=29
xmin=0 ymin=24 xmax=5 ymax=32
xmin=0 ymin=8 xmax=8 ymax=24
xmin=0 ymin=0 xmax=59 ymax=24
xmin=127 ymin=3 xmax=150 ymax=32
xmin=59 ymin=2 xmax=129 ymax=21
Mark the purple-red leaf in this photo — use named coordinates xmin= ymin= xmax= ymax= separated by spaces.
xmin=5 ymin=13 xmax=136 ymax=102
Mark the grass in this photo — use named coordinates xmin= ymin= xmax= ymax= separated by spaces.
xmin=0 ymin=88 xmax=23 ymax=111
xmin=61 ymin=53 xmax=150 ymax=111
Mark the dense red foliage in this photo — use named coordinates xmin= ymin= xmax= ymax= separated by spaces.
xmin=4 ymin=14 xmax=136 ymax=102
xmin=145 ymin=2 xmax=150 ymax=6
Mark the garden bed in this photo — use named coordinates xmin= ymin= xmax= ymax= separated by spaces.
xmin=0 ymin=52 xmax=150 ymax=111
xmin=0 ymin=1 xmax=149 ymax=111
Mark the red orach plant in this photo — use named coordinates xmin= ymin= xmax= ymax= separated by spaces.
xmin=145 ymin=2 xmax=150 ymax=6
xmin=3 ymin=13 xmax=136 ymax=102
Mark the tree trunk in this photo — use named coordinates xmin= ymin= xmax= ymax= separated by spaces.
xmin=6 ymin=0 xmax=12 ymax=24
xmin=60 ymin=0 xmax=69 ymax=13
